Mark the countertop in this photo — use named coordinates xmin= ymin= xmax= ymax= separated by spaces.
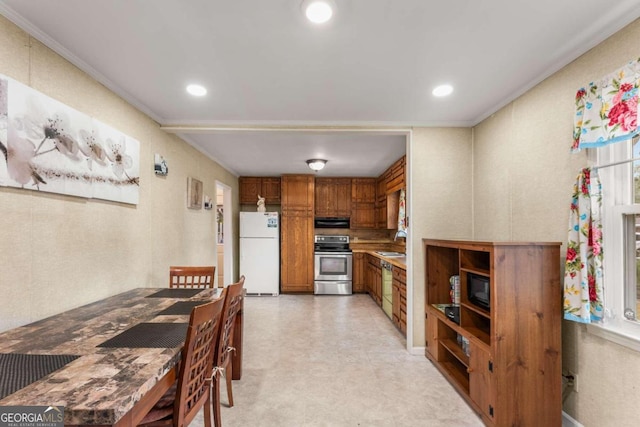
xmin=352 ymin=249 xmax=407 ymax=269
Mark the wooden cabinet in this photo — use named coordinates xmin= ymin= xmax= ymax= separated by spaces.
xmin=365 ymin=254 xmax=382 ymax=306
xmin=374 ymin=155 xmax=405 ymax=229
xmin=392 ymin=266 xmax=407 ymax=335
xmin=239 ymin=176 xmax=281 ymax=204
xmin=375 ymin=174 xmax=387 ymax=228
xmin=386 ymin=156 xmax=405 ymax=194
xmin=314 ymin=178 xmax=351 ymax=217
xmin=261 ymin=177 xmax=281 ymax=204
xmin=423 ymin=239 xmax=562 ymax=427
xmin=280 ymin=175 xmax=314 ymax=293
xmin=351 ymin=178 xmax=376 ymax=229
xmin=352 ymin=252 xmax=366 ymax=293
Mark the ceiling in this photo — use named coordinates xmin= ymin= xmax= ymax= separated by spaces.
xmin=1 ymin=1 xmax=640 ymax=177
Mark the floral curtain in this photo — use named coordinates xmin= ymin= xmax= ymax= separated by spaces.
xmin=397 ymin=188 xmax=407 ymax=232
xmin=564 ymin=168 xmax=604 ymax=323
xmin=572 ymin=58 xmax=640 ymax=152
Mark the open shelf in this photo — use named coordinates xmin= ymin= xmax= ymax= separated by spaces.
xmin=440 ymin=358 xmax=470 ymax=393
xmin=459 ymin=249 xmax=490 ymax=273
xmin=440 ymin=337 xmax=469 ymax=367
xmin=461 ymin=304 xmax=491 ymax=346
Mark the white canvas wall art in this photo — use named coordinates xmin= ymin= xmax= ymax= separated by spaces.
xmin=0 ymin=74 xmax=140 ymax=205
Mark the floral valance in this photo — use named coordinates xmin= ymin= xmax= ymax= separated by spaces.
xmin=572 ymin=58 xmax=640 ymax=152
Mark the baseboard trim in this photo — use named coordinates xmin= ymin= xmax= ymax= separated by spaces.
xmin=409 ymin=346 xmax=426 ymax=356
xmin=562 ymin=411 xmax=584 ymax=427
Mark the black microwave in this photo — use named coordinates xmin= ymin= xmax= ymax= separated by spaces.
xmin=314 ymin=217 xmax=350 ymax=229
xmin=467 ymin=272 xmax=490 ymax=311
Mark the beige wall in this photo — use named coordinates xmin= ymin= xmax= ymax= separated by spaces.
xmin=409 ymin=127 xmax=473 ymax=348
xmin=470 ymin=18 xmax=640 ymax=427
xmin=0 ymin=16 xmax=239 ymax=332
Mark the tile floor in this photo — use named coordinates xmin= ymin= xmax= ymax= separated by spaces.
xmin=193 ymin=294 xmax=483 ymax=426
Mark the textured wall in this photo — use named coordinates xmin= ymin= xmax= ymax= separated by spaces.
xmin=471 ymin=18 xmax=640 ymax=427
xmin=409 ymin=127 xmax=473 ymax=348
xmin=0 ymin=16 xmax=239 ymax=332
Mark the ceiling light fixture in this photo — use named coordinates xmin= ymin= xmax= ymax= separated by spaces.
xmin=432 ymin=84 xmax=454 ymax=97
xmin=302 ymin=0 xmax=335 ymax=24
xmin=306 ymin=159 xmax=327 ymax=171
xmin=186 ymin=84 xmax=207 ymax=97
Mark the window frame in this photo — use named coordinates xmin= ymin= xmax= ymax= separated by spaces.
xmin=589 ymin=140 xmax=640 ymax=352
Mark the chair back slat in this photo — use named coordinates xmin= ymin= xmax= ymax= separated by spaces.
xmin=174 ymin=297 xmax=225 ymax=427
xmin=215 ymin=276 xmax=245 ymax=369
xmin=170 ymin=266 xmax=216 ymax=289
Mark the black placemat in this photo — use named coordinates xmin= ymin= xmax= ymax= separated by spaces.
xmin=157 ymin=301 xmax=207 ymax=316
xmin=97 ymin=323 xmax=188 ymax=348
xmin=146 ymin=288 xmax=203 ymax=298
xmin=0 ymin=353 xmax=80 ymax=399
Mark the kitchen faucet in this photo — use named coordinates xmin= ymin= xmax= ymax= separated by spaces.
xmin=394 ymin=230 xmax=407 ymax=241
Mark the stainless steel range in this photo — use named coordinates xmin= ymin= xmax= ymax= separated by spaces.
xmin=314 ymin=235 xmax=353 ymax=295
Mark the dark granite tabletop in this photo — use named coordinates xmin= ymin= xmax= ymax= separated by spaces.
xmin=0 ymin=287 xmax=219 ymax=425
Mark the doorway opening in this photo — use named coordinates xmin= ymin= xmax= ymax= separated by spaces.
xmin=216 ymin=181 xmax=233 ymax=288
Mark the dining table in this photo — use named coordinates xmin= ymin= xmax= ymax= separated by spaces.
xmin=0 ymin=287 xmax=244 ymax=426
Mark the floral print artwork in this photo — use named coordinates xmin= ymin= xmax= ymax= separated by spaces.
xmin=572 ymin=59 xmax=640 ymax=152
xmin=564 ymin=168 xmax=604 ymax=323
xmin=0 ymin=75 xmax=140 ymax=204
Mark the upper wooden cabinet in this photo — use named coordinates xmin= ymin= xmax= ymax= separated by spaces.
xmin=352 ymin=178 xmax=376 ymax=203
xmin=314 ymin=178 xmax=352 ymax=217
xmin=351 ymin=178 xmax=376 ymax=229
xmin=386 ymin=156 xmax=405 ymax=194
xmin=281 ymin=175 xmax=314 ymax=214
xmin=239 ymin=176 xmax=281 ymax=205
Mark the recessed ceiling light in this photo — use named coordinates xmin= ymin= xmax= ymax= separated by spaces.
xmin=186 ymin=84 xmax=207 ymax=97
xmin=432 ymin=84 xmax=453 ymax=97
xmin=303 ymin=0 xmax=335 ymax=24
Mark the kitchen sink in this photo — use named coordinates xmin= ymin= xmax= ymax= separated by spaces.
xmin=376 ymin=251 xmax=405 ymax=257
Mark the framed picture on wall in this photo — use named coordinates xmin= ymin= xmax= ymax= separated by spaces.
xmin=187 ymin=177 xmax=203 ymax=209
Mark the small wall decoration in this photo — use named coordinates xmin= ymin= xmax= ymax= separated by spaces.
xmin=187 ymin=177 xmax=203 ymax=209
xmin=154 ymin=153 xmax=168 ymax=176
xmin=0 ymin=74 xmax=140 ymax=204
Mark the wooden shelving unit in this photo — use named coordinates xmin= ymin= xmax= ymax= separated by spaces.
xmin=423 ymin=239 xmax=562 ymax=427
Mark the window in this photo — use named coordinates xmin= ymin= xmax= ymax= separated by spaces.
xmin=593 ymin=137 xmax=640 ymax=350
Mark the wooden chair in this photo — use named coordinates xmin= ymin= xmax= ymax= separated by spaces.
xmin=211 ymin=276 xmax=245 ymax=427
xmin=169 ymin=266 xmax=216 ymax=289
xmin=138 ymin=297 xmax=225 ymax=427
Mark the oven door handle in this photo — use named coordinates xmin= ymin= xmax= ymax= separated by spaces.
xmin=314 ymin=252 xmax=353 ymax=256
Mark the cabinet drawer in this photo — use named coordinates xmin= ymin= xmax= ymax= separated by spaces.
xmin=392 ymin=268 xmax=406 ymax=282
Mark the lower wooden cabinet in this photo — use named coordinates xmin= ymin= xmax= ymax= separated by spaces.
xmin=365 ymin=254 xmax=382 ymax=306
xmin=469 ymin=342 xmax=495 ymax=421
xmin=352 ymin=253 xmax=366 ymax=293
xmin=392 ymin=266 xmax=407 ymax=335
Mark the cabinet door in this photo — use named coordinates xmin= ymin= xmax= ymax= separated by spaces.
xmin=261 ymin=177 xmax=281 ymax=204
xmin=334 ymin=178 xmax=352 ymax=217
xmin=239 ymin=177 xmax=261 ymax=204
xmin=314 ymin=178 xmax=332 ymax=216
xmin=282 ymin=175 xmax=314 ymax=214
xmin=374 ymin=265 xmax=382 ymax=306
xmin=425 ymin=313 xmax=438 ymax=358
xmin=280 ymin=211 xmax=314 ymax=292
xmin=392 ymin=279 xmax=400 ymax=327
xmin=352 ymin=253 xmax=365 ymax=293
xmin=351 ymin=202 xmax=376 ymax=229
xmin=352 ymin=178 xmax=376 ymax=203
xmin=469 ymin=342 xmax=495 ymax=422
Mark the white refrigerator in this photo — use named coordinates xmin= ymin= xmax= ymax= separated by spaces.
xmin=239 ymin=212 xmax=280 ymax=295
